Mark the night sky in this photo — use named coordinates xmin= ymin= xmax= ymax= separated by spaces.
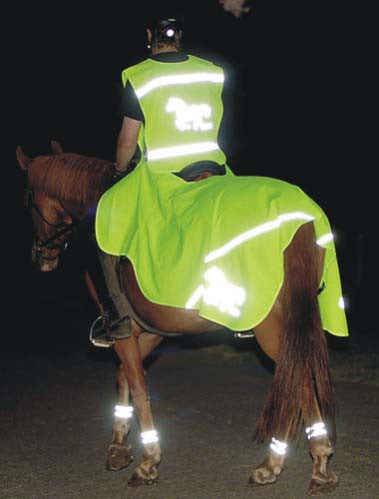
xmin=11 ymin=1 xmax=375 ymax=351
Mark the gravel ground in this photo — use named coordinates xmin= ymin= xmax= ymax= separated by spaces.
xmin=0 ymin=338 xmax=378 ymax=499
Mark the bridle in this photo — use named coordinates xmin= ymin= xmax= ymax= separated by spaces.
xmin=25 ymin=187 xmax=79 ymax=260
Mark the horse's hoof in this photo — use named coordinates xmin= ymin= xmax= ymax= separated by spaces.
xmin=248 ymin=467 xmax=279 ymax=487
xmin=307 ymin=472 xmax=339 ymax=496
xmin=106 ymin=443 xmax=134 ymax=471
xmin=127 ymin=472 xmax=158 ymax=487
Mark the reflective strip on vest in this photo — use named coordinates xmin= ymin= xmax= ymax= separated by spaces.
xmin=135 ymin=72 xmax=225 ymax=99
xmin=147 ymin=141 xmax=220 ymax=161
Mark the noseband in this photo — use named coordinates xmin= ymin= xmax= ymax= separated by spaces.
xmin=25 ymin=187 xmax=79 ymax=257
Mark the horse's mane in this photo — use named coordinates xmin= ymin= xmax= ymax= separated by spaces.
xmin=27 ymin=153 xmax=114 ymax=207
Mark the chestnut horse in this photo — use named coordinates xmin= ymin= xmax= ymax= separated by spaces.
xmin=17 ymin=142 xmax=338 ymax=495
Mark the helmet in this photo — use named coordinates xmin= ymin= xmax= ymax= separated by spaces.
xmin=147 ymin=17 xmax=183 ymax=47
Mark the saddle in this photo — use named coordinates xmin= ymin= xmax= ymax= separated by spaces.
xmin=174 ymin=161 xmax=226 ymax=182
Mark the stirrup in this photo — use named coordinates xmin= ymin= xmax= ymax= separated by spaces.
xmin=234 ymin=330 xmax=255 ymax=339
xmin=90 ymin=316 xmax=115 ymax=348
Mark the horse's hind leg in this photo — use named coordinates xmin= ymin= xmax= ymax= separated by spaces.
xmin=304 ymin=405 xmax=338 ymax=495
xmin=107 ymin=331 xmax=163 ymax=473
xmin=248 ymin=315 xmax=288 ymax=486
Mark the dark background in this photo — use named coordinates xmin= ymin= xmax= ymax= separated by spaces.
xmin=10 ymin=0 xmax=375 ymax=353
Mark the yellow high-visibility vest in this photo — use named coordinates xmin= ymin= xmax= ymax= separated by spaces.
xmin=121 ymin=55 xmax=227 ymax=173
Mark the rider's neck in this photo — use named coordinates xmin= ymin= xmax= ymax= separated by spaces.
xmin=151 ymin=45 xmax=179 ymax=55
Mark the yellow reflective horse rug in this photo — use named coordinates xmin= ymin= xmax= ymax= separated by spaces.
xmin=96 ymin=165 xmax=348 ymax=336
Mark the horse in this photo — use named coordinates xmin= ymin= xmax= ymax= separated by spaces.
xmin=17 ymin=141 xmax=340 ymax=495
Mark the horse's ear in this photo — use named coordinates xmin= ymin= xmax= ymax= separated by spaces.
xmin=51 ymin=140 xmax=63 ymax=154
xmin=16 ymin=146 xmax=32 ymax=170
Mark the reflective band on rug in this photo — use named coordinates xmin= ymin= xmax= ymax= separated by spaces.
xmin=141 ymin=430 xmax=159 ymax=445
xmin=135 ymin=72 xmax=224 ymax=98
xmin=114 ymin=405 xmax=134 ymax=419
xmin=316 ymin=232 xmax=334 ymax=246
xmin=204 ymin=212 xmax=315 ymax=263
xmin=147 ymin=141 xmax=220 ymax=161
xmin=269 ymin=437 xmax=288 ymax=456
xmin=305 ymin=422 xmax=327 ymax=440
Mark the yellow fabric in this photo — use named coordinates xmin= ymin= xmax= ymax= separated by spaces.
xmin=96 ymin=165 xmax=348 ymax=337
xmin=121 ymin=55 xmax=226 ymax=172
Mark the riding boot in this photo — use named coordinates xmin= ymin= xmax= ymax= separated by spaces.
xmin=76 ymin=213 xmax=132 ymax=347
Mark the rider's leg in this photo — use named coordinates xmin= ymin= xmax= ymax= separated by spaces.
xmin=77 ymin=210 xmax=131 ymax=341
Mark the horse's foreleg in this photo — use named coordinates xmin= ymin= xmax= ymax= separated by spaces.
xmin=106 ymin=365 xmax=135 ymax=471
xmin=107 ymin=331 xmax=163 ymax=474
xmin=114 ymin=329 xmax=162 ymax=486
xmin=304 ymin=405 xmax=338 ymax=496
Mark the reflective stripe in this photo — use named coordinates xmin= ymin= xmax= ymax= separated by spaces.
xmin=135 ymin=72 xmax=224 ymax=98
xmin=338 ymin=297 xmax=346 ymax=309
xmin=185 ymin=267 xmax=246 ymax=317
xmin=317 ymin=232 xmax=334 ymax=246
xmin=205 ymin=212 xmax=315 ymax=263
xmin=141 ymin=430 xmax=159 ymax=444
xmin=147 ymin=141 xmax=220 ymax=161
xmin=269 ymin=437 xmax=288 ymax=455
xmin=114 ymin=405 xmax=134 ymax=419
xmin=305 ymin=422 xmax=327 ymax=439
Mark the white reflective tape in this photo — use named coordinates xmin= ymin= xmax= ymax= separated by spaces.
xmin=186 ymin=267 xmax=246 ymax=317
xmin=205 ymin=212 xmax=315 ymax=263
xmin=147 ymin=141 xmax=220 ymax=161
xmin=185 ymin=284 xmax=205 ymax=309
xmin=166 ymin=97 xmax=213 ymax=132
xmin=338 ymin=296 xmax=345 ymax=309
xmin=317 ymin=232 xmax=334 ymax=246
xmin=114 ymin=405 xmax=134 ymax=419
xmin=305 ymin=422 xmax=327 ymax=440
xmin=269 ymin=437 xmax=288 ymax=456
xmin=135 ymin=72 xmax=224 ymax=98
xmin=141 ymin=430 xmax=159 ymax=444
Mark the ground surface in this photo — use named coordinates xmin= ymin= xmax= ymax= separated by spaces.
xmin=1 ymin=337 xmax=378 ymax=499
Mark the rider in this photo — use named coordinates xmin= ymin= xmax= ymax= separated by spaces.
xmin=114 ymin=16 xmax=229 ymax=180
xmin=86 ymin=16 xmax=231 ymax=345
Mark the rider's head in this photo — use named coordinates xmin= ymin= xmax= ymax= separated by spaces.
xmin=146 ymin=17 xmax=183 ymax=53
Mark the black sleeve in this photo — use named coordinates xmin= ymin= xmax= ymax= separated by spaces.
xmin=218 ymin=65 xmax=240 ymax=165
xmin=119 ymin=81 xmax=145 ymax=122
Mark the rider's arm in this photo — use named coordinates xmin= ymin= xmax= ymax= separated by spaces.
xmin=115 ymin=116 xmax=142 ymax=172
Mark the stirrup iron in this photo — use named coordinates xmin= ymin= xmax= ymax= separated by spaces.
xmin=90 ymin=316 xmax=115 ymax=348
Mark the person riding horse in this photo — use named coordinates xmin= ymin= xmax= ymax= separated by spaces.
xmin=84 ymin=17 xmax=232 ymax=344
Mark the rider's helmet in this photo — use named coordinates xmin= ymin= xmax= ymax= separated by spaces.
xmin=146 ymin=17 xmax=183 ymax=49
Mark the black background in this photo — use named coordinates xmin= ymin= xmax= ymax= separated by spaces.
xmin=10 ymin=1 xmax=375 ymax=352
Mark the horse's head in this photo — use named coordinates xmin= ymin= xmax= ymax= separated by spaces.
xmin=17 ymin=143 xmax=75 ymax=272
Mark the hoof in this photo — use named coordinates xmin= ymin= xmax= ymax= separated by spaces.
xmin=106 ymin=443 xmax=134 ymax=471
xmin=308 ymin=471 xmax=339 ymax=496
xmin=248 ymin=467 xmax=279 ymax=487
xmin=127 ymin=473 xmax=158 ymax=487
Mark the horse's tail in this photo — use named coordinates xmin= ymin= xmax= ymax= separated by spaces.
xmin=51 ymin=140 xmax=63 ymax=154
xmin=16 ymin=146 xmax=33 ymax=170
xmin=256 ymin=222 xmax=335 ymax=442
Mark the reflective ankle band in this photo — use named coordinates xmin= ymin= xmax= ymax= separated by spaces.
xmin=114 ymin=405 xmax=134 ymax=419
xmin=305 ymin=422 xmax=327 ymax=440
xmin=269 ymin=437 xmax=288 ymax=456
xmin=141 ymin=430 xmax=159 ymax=445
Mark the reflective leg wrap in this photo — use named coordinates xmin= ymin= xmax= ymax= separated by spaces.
xmin=305 ymin=422 xmax=328 ymax=440
xmin=141 ymin=430 xmax=159 ymax=445
xmin=269 ymin=437 xmax=288 ymax=456
xmin=114 ymin=405 xmax=134 ymax=420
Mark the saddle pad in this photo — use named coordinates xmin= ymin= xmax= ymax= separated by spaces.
xmin=96 ymin=164 xmax=348 ymax=336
